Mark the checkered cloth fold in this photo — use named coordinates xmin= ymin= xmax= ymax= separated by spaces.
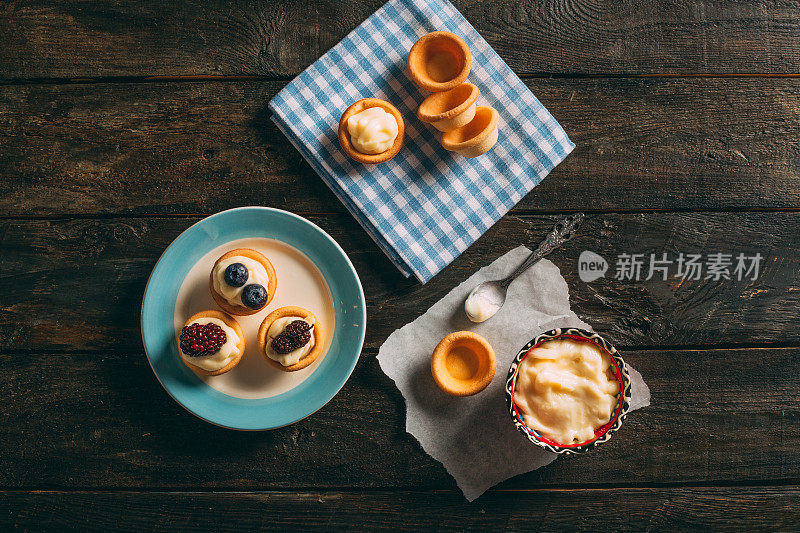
xmin=269 ymin=0 xmax=573 ymax=283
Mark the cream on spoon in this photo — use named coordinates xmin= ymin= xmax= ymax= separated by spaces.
xmin=464 ymin=214 xmax=584 ymax=323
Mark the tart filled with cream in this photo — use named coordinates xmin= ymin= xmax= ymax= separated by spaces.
xmin=338 ymin=98 xmax=405 ymax=164
xmin=257 ymin=306 xmax=323 ymax=372
xmin=209 ymin=248 xmax=277 ymax=316
xmin=178 ymin=310 xmax=245 ymax=376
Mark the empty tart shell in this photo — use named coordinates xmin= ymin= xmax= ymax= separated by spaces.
xmin=209 ymin=248 xmax=277 ymax=316
xmin=258 ymin=306 xmax=324 ymax=372
xmin=179 ymin=310 xmax=245 ymax=376
xmin=407 ymin=31 xmax=471 ymax=92
xmin=441 ymin=106 xmax=499 ymax=158
xmin=338 ymin=98 xmax=405 ymax=164
xmin=431 ymin=331 xmax=496 ymax=396
xmin=417 ymin=82 xmax=479 ymax=132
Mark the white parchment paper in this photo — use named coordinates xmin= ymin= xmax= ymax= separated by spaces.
xmin=377 ymin=246 xmax=651 ymax=501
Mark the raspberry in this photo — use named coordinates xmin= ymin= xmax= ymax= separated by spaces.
xmin=179 ymin=322 xmax=227 ymax=357
xmin=271 ymin=320 xmax=312 ymax=354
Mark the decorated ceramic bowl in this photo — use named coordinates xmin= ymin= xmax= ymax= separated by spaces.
xmin=505 ymin=328 xmax=631 ymax=454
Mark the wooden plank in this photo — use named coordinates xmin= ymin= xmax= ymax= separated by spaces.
xmin=1 ymin=487 xmax=799 ymax=531
xmin=1 ymin=212 xmax=798 ymax=352
xmin=0 ymin=343 xmax=798 ymax=489
xmin=3 ymin=0 xmax=800 ymax=78
xmin=2 ymin=77 xmax=800 ymax=217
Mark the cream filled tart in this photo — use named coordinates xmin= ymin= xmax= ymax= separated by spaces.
xmin=257 ymin=306 xmax=323 ymax=372
xmin=209 ymin=248 xmax=277 ymax=316
xmin=178 ymin=310 xmax=245 ymax=376
xmin=338 ymin=98 xmax=405 ymax=164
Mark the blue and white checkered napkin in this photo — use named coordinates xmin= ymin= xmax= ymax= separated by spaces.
xmin=269 ymin=0 xmax=574 ymax=283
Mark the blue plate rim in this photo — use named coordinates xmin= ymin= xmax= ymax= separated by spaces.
xmin=140 ymin=206 xmax=366 ymax=430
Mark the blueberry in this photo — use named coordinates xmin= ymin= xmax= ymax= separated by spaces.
xmin=224 ymin=262 xmax=248 ymax=287
xmin=241 ymin=284 xmax=267 ymax=309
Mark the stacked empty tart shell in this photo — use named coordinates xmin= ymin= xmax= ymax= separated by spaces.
xmin=408 ymin=31 xmax=499 ymax=158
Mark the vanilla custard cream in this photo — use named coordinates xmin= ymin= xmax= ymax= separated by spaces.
xmin=514 ymin=338 xmax=620 ymax=444
xmin=265 ymin=316 xmax=315 ymax=367
xmin=347 ymin=107 xmax=398 ymax=154
xmin=212 ymin=256 xmax=270 ymax=307
xmin=181 ymin=317 xmax=241 ymax=372
xmin=464 ymin=289 xmax=501 ymax=323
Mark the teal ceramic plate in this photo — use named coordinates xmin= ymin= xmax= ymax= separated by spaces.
xmin=141 ymin=207 xmax=366 ymax=429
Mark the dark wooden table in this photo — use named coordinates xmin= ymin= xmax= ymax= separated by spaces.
xmin=2 ymin=1 xmax=800 ymax=530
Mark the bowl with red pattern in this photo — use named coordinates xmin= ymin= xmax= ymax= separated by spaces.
xmin=505 ymin=328 xmax=631 ymax=454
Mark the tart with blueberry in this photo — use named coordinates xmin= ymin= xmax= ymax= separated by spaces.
xmin=209 ymin=248 xmax=277 ymax=316
xmin=257 ymin=306 xmax=323 ymax=372
xmin=178 ymin=310 xmax=245 ymax=376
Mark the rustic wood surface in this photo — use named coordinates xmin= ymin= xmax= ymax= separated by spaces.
xmin=1 ymin=213 xmax=799 ymax=352
xmin=1 ymin=0 xmax=799 ymax=530
xmin=3 ymin=77 xmax=800 ymax=215
xmin=2 ymin=344 xmax=799 ymax=488
xmin=3 ymin=488 xmax=800 ymax=531
xmin=3 ymin=0 xmax=800 ymax=78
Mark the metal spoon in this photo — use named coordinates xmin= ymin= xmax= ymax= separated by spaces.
xmin=464 ymin=213 xmax=584 ymax=322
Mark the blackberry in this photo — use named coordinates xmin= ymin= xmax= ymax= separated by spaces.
xmin=224 ymin=262 xmax=249 ymax=287
xmin=241 ymin=284 xmax=268 ymax=309
xmin=271 ymin=320 xmax=312 ymax=354
xmin=179 ymin=322 xmax=227 ymax=357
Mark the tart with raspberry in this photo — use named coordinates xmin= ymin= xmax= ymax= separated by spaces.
xmin=209 ymin=248 xmax=277 ymax=316
xmin=257 ymin=306 xmax=323 ymax=372
xmin=178 ymin=310 xmax=245 ymax=376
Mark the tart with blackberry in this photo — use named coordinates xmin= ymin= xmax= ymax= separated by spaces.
xmin=257 ymin=306 xmax=323 ymax=372
xmin=178 ymin=310 xmax=245 ymax=376
xmin=210 ymin=248 xmax=276 ymax=316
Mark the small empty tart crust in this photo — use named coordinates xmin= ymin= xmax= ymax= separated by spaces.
xmin=431 ymin=331 xmax=496 ymax=396
xmin=417 ymin=82 xmax=479 ymax=132
xmin=441 ymin=106 xmax=499 ymax=158
xmin=407 ymin=31 xmax=472 ymax=92
xmin=338 ymin=98 xmax=405 ymax=164
xmin=258 ymin=306 xmax=324 ymax=372
xmin=209 ymin=248 xmax=277 ymax=316
xmin=179 ymin=310 xmax=245 ymax=376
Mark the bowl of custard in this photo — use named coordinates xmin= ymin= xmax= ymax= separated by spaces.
xmin=505 ymin=328 xmax=631 ymax=454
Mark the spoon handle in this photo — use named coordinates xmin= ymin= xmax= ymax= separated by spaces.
xmin=502 ymin=213 xmax=584 ymax=287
